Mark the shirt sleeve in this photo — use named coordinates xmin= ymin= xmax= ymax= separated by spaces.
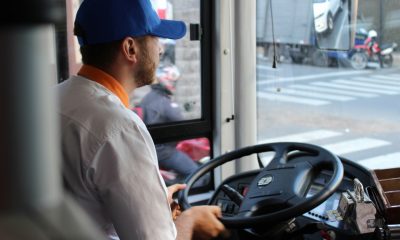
xmin=90 ymin=123 xmax=176 ymax=240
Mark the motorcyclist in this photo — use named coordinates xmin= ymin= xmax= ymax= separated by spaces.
xmin=364 ymin=29 xmax=383 ymax=67
xmin=139 ymin=62 xmax=200 ymax=184
xmin=365 ymin=30 xmax=379 ymax=54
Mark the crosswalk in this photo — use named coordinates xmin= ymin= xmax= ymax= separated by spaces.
xmin=257 ymin=73 xmax=400 ymax=106
xmin=259 ymin=129 xmax=399 ymax=170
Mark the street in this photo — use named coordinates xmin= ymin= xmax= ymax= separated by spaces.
xmin=256 ymin=60 xmax=400 ymax=170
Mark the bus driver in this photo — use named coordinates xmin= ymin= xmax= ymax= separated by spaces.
xmin=56 ymin=0 xmax=226 ymax=239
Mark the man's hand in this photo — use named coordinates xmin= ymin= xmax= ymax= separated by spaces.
xmin=167 ymin=184 xmax=186 ymax=220
xmin=176 ymin=206 xmax=228 ymax=240
xmin=167 ymin=184 xmax=186 ymax=204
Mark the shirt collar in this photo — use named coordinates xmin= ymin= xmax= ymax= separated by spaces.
xmin=78 ymin=65 xmax=130 ymax=108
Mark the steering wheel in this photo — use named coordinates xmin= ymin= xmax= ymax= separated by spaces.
xmin=178 ymin=142 xmax=344 ymax=229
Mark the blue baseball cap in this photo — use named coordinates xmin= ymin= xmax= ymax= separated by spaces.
xmin=74 ymin=0 xmax=187 ymax=46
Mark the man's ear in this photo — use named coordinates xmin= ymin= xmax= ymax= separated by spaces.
xmin=122 ymin=37 xmax=138 ymax=63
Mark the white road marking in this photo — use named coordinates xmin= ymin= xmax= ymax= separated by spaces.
xmin=358 ymin=152 xmax=400 ymax=170
xmin=375 ymin=75 xmax=400 ymax=81
xmin=257 ymin=73 xmax=274 ymax=79
xmin=312 ymin=81 xmax=398 ymax=95
xmin=333 ymin=79 xmax=400 ymax=92
xmin=257 ymin=92 xmax=329 ymax=106
xmin=290 ymin=84 xmax=377 ymax=98
xmin=323 ymin=138 xmax=391 ymax=155
xmin=352 ymin=76 xmax=400 ymax=86
xmin=259 ymin=130 xmax=342 ymax=143
xmin=266 ymin=88 xmax=354 ymax=101
xmin=257 ymin=70 xmax=371 ymax=85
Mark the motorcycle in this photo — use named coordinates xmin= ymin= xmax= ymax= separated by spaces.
xmin=349 ymin=33 xmax=397 ymax=69
xmin=160 ymin=138 xmax=210 ymax=185
xmin=131 ymin=104 xmax=210 ymax=185
xmin=132 ymin=63 xmax=211 ymax=186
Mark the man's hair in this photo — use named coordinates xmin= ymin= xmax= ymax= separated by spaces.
xmin=80 ymin=37 xmax=148 ymax=69
xmin=80 ymin=40 xmax=123 ymax=69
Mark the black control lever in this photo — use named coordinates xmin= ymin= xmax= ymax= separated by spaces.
xmin=221 ymin=184 xmax=244 ymax=206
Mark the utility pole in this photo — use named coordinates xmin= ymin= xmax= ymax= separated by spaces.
xmin=379 ymin=0 xmax=384 ymax=43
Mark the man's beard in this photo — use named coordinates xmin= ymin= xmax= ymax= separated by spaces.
xmin=134 ymin=48 xmax=157 ymax=88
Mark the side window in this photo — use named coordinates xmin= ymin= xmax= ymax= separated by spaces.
xmin=131 ymin=0 xmax=212 ymax=187
xmin=65 ymin=0 xmax=205 ymax=125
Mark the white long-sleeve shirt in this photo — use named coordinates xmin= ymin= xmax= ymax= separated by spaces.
xmin=56 ymin=72 xmax=176 ymax=239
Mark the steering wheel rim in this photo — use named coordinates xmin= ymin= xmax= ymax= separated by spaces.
xmin=178 ymin=142 xmax=344 ymax=228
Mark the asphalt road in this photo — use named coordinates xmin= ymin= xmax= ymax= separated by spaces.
xmin=256 ymin=61 xmax=400 ymax=170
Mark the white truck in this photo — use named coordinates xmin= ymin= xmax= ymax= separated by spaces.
xmin=256 ymin=0 xmax=343 ymax=66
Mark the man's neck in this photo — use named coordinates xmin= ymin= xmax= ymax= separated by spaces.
xmin=106 ymin=65 xmax=137 ymax=94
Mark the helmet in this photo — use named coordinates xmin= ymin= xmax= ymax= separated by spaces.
xmin=368 ymin=30 xmax=377 ymax=38
xmin=156 ymin=64 xmax=180 ymax=93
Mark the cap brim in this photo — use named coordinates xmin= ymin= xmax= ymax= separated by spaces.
xmin=151 ymin=19 xmax=187 ymax=40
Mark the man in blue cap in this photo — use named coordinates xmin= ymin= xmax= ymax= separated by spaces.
xmin=56 ymin=0 xmax=226 ymax=239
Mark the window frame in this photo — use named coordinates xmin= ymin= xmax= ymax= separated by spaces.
xmin=147 ymin=0 xmax=214 ymax=146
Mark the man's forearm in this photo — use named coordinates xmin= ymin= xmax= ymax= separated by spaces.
xmin=174 ymin=213 xmax=194 ymax=240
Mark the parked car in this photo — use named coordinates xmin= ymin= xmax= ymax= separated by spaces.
xmin=313 ymin=0 xmax=343 ymax=34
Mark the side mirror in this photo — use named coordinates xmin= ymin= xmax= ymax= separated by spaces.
xmin=313 ymin=0 xmax=358 ymax=50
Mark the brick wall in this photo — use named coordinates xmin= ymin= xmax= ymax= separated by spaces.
xmin=169 ymin=0 xmax=202 ymax=119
